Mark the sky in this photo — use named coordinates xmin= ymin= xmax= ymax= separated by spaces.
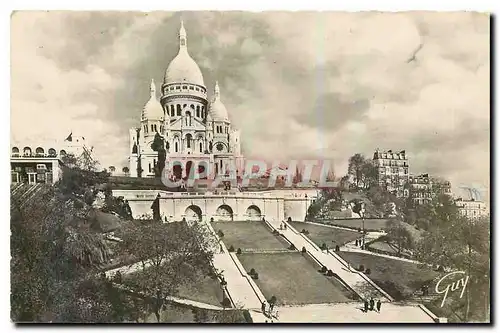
xmin=10 ymin=11 xmax=490 ymax=198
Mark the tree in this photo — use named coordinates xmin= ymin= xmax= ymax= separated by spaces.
xmin=119 ymin=221 xmax=214 ymax=322
xmin=109 ymin=166 xmax=116 ymax=174
xmin=10 ymin=184 xmax=116 ymax=322
xmin=386 ymin=218 xmax=414 ymax=255
xmin=346 ymin=154 xmax=378 ymax=190
xmin=414 ymin=215 xmax=490 ymax=322
xmin=122 ymin=166 xmax=130 ymax=176
xmin=151 ymin=133 xmax=166 ymax=178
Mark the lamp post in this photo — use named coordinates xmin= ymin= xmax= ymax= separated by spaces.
xmin=304 ymin=194 xmax=308 ymax=222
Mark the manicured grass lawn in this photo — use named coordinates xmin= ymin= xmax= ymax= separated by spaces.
xmin=238 ymin=252 xmax=357 ymax=305
xmin=290 ymin=221 xmax=361 ymax=247
xmin=338 ymin=252 xmax=439 ymax=301
xmin=176 ymin=274 xmax=223 ymax=307
xmin=212 ymin=221 xmax=289 ymax=250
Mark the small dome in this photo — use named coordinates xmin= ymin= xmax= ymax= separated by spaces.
xmin=164 ymin=21 xmax=205 ymax=87
xmin=208 ymin=81 xmax=229 ymax=122
xmin=142 ymin=79 xmax=164 ymax=120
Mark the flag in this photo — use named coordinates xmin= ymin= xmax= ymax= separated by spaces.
xmin=65 ymin=132 xmax=73 ymax=142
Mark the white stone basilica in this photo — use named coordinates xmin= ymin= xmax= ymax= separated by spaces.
xmin=128 ymin=21 xmax=243 ymax=180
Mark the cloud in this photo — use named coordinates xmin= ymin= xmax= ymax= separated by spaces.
xmin=11 ymin=11 xmax=490 ymax=194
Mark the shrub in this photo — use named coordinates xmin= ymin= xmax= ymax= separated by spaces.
xmin=222 ymin=297 xmax=231 ymax=307
xmin=301 ymin=246 xmax=306 ymax=253
xmin=113 ymin=271 xmax=122 ymax=284
xmin=228 ymin=245 xmax=235 ymax=252
xmin=73 ymin=200 xmax=84 ymax=209
xmin=365 ymin=268 xmax=371 ymax=275
xmin=249 ymin=268 xmax=256 ymax=275
xmin=327 ymin=269 xmax=334 ymax=276
xmin=321 ymin=266 xmax=327 ymax=273
xmin=252 ymin=272 xmax=259 ymax=280
xmin=287 ymin=217 xmax=292 ymax=222
xmin=243 ymin=310 xmax=253 ymax=323
xmin=210 ymin=217 xmax=214 ymax=222
xmin=301 ymin=229 xmax=306 ymax=233
xmin=272 ymin=230 xmax=279 ymax=235
xmin=237 ymin=248 xmax=242 ymax=254
xmin=335 ymin=245 xmax=340 ymax=252
xmin=357 ymin=227 xmax=362 ymax=232
xmin=217 ymin=230 xmax=225 ymax=238
xmin=437 ymin=265 xmax=445 ymax=273
xmin=288 ymin=244 xmax=296 ymax=250
xmin=269 ymin=296 xmax=277 ymax=305
xmin=358 ymin=264 xmax=365 ymax=272
xmin=304 ymin=230 xmax=310 ymax=235
xmin=321 ymin=243 xmax=327 ymax=250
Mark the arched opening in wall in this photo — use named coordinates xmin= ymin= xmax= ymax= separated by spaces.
xmin=199 ymin=142 xmax=203 ymax=153
xmin=215 ymin=205 xmax=233 ymax=221
xmin=173 ymin=163 xmax=182 ymax=180
xmin=60 ymin=149 xmax=67 ymax=156
xmin=196 ymin=105 xmax=200 ymax=117
xmin=175 ymin=141 xmax=179 ymax=153
xmin=186 ymin=112 xmax=192 ymax=126
xmin=23 ymin=147 xmax=32 ymax=156
xmin=186 ymin=134 xmax=192 ymax=148
xmin=246 ymin=205 xmax=262 ymax=221
xmin=185 ymin=161 xmax=193 ymax=180
xmin=177 ymin=104 xmax=181 ymax=116
xmin=185 ymin=205 xmax=202 ymax=223
xmin=48 ymin=148 xmax=56 ymax=157
xmin=11 ymin=147 xmax=19 ymax=156
xmin=198 ymin=161 xmax=208 ymax=179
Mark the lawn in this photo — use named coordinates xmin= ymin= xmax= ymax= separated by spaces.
xmin=290 ymin=221 xmax=361 ymax=247
xmin=238 ymin=252 xmax=358 ymax=305
xmin=338 ymin=252 xmax=439 ymax=301
xmin=142 ymin=303 xmax=248 ymax=323
xmin=212 ymin=221 xmax=289 ymax=250
xmin=321 ymin=218 xmax=391 ymax=231
xmin=124 ymin=265 xmax=223 ymax=307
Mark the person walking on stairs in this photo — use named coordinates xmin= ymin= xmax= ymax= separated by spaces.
xmin=369 ymin=298 xmax=375 ymax=311
xmin=376 ymin=300 xmax=382 ymax=313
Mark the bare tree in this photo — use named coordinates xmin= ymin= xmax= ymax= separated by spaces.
xmin=119 ymin=221 xmax=214 ymax=322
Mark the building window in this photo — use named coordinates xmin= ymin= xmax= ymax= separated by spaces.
xmin=170 ymin=105 xmax=174 ymax=116
xmin=177 ymin=104 xmax=182 ymax=116
xmin=175 ymin=142 xmax=179 ymax=152
xmin=189 ymin=86 xmax=194 ymax=90
xmin=199 ymin=142 xmax=203 ymax=153
xmin=182 ymin=86 xmax=187 ymax=90
xmin=151 ymin=124 xmax=154 ymax=132
xmin=48 ymin=148 xmax=56 ymax=157
xmin=149 ymin=163 xmax=152 ymax=173
xmin=11 ymin=147 xmax=19 ymax=156
xmin=186 ymin=134 xmax=192 ymax=148
xmin=23 ymin=147 xmax=32 ymax=156
xmin=176 ymin=86 xmax=180 ymax=90
xmin=196 ymin=87 xmax=199 ymax=91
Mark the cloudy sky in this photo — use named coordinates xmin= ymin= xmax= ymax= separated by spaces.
xmin=11 ymin=11 xmax=490 ymax=196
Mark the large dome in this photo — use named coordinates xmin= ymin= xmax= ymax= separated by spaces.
xmin=164 ymin=51 xmax=204 ymax=86
xmin=142 ymin=79 xmax=164 ymax=120
xmin=208 ymin=81 xmax=229 ymax=121
xmin=164 ymin=21 xmax=205 ymax=87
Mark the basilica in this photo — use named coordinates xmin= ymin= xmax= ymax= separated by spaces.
xmin=128 ymin=21 xmax=243 ymax=180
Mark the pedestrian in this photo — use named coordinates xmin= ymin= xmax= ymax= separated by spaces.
xmin=369 ymin=298 xmax=375 ymax=311
xmin=220 ymin=244 xmax=223 ymax=253
xmin=376 ymin=300 xmax=381 ymax=313
xmin=284 ymin=224 xmax=287 ymax=230
xmin=261 ymin=301 xmax=266 ymax=315
xmin=355 ymin=239 xmax=358 ymax=246
xmin=269 ymin=302 xmax=275 ymax=313
xmin=364 ymin=300 xmax=369 ymax=313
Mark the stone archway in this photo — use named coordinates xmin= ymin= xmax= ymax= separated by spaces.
xmin=246 ymin=205 xmax=262 ymax=221
xmin=215 ymin=204 xmax=234 ymax=221
xmin=185 ymin=205 xmax=202 ymax=223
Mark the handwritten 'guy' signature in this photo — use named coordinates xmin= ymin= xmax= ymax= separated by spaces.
xmin=435 ymin=271 xmax=469 ymax=307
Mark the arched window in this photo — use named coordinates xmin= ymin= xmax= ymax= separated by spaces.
xmin=60 ymin=149 xmax=67 ymax=156
xmin=11 ymin=147 xmax=19 ymax=156
xmin=170 ymin=105 xmax=174 ymax=116
xmin=190 ymin=104 xmax=195 ymax=109
xmin=151 ymin=124 xmax=154 ymax=132
xmin=175 ymin=142 xmax=179 ymax=152
xmin=177 ymin=104 xmax=181 ymax=116
xmin=186 ymin=134 xmax=192 ymax=148
xmin=196 ymin=105 xmax=200 ymax=118
xmin=23 ymin=147 xmax=32 ymax=156
xmin=199 ymin=142 xmax=203 ymax=153
xmin=48 ymin=148 xmax=56 ymax=156
xmin=183 ymin=104 xmax=187 ymax=109
xmin=35 ymin=147 xmax=44 ymax=156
